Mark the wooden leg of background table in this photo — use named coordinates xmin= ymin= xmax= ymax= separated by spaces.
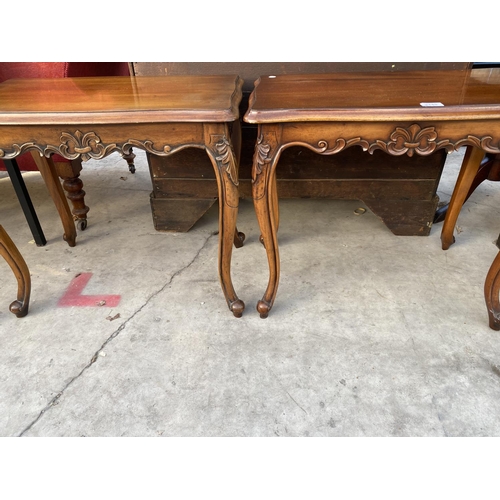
xmin=434 ymin=153 xmax=497 ymax=224
xmin=205 ymin=125 xmax=245 ymax=317
xmin=230 ymin=119 xmax=246 ymax=249
xmin=0 ymin=225 xmax=31 ymax=317
xmin=233 ymin=228 xmax=246 ymax=248
xmin=122 ymin=149 xmax=136 ymax=174
xmin=485 ymin=247 xmax=500 ymax=330
xmin=441 ymin=146 xmax=485 ymax=250
xmin=31 ymin=152 xmax=77 ymax=247
xmin=54 ymin=158 xmax=90 ymax=231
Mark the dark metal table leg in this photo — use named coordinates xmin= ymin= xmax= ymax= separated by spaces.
xmin=4 ymin=158 xmax=46 ymax=246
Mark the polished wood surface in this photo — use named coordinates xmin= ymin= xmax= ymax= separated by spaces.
xmin=244 ymin=68 xmax=500 ymax=318
xmin=0 ymin=75 xmax=245 ymax=317
xmin=0 ymin=225 xmax=30 ymax=317
xmin=245 ymin=69 xmax=500 ymax=122
xmin=0 ymin=75 xmax=242 ymax=124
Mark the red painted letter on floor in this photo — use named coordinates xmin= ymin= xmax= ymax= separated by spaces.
xmin=57 ymin=272 xmax=121 ymax=307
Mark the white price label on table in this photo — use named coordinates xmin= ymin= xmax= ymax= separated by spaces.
xmin=420 ymin=102 xmax=444 ymax=107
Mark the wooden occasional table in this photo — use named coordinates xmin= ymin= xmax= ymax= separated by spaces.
xmin=244 ymin=69 xmax=500 ymax=318
xmin=0 ymin=75 xmax=245 ymax=317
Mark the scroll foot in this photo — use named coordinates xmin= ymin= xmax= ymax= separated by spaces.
xmin=230 ymin=299 xmax=245 ymax=318
xmin=488 ymin=312 xmax=500 ymax=331
xmin=257 ymin=300 xmax=271 ymax=319
xmin=10 ymin=299 xmax=28 ymax=318
xmin=0 ymin=225 xmax=31 ymax=318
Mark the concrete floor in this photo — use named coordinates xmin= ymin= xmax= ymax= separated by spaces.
xmin=1 ymin=148 xmax=500 ymax=437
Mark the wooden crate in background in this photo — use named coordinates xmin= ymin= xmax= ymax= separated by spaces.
xmin=131 ymin=62 xmax=470 ymax=235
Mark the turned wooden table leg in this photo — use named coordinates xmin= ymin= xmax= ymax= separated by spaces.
xmin=122 ymin=149 xmax=136 ymax=174
xmin=252 ymin=129 xmax=282 ymax=318
xmin=54 ymin=158 xmax=90 ymax=231
xmin=441 ymin=146 xmax=486 ymax=250
xmin=30 ymin=152 xmax=77 ymax=247
xmin=0 ymin=225 xmax=31 ymax=317
xmin=485 ymin=242 xmax=500 ymax=330
xmin=204 ymin=124 xmax=245 ymax=317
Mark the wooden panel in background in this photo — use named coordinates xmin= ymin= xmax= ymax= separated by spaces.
xmin=133 ymin=62 xmax=469 ymax=235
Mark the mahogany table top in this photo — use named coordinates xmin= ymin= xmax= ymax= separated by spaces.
xmin=244 ymin=69 xmax=500 ymax=123
xmin=0 ymin=75 xmax=243 ymax=125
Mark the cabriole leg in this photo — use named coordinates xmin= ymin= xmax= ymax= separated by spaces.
xmin=204 ymin=124 xmax=245 ymax=317
xmin=0 ymin=225 xmax=31 ymax=317
xmin=252 ymin=129 xmax=282 ymax=318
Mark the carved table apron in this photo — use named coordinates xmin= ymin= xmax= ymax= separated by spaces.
xmin=244 ymin=70 xmax=500 ymax=318
xmin=0 ymin=75 xmax=245 ymax=317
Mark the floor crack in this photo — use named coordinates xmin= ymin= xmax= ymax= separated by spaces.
xmin=267 ymin=364 xmax=307 ymax=415
xmin=17 ymin=231 xmax=217 ymax=437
